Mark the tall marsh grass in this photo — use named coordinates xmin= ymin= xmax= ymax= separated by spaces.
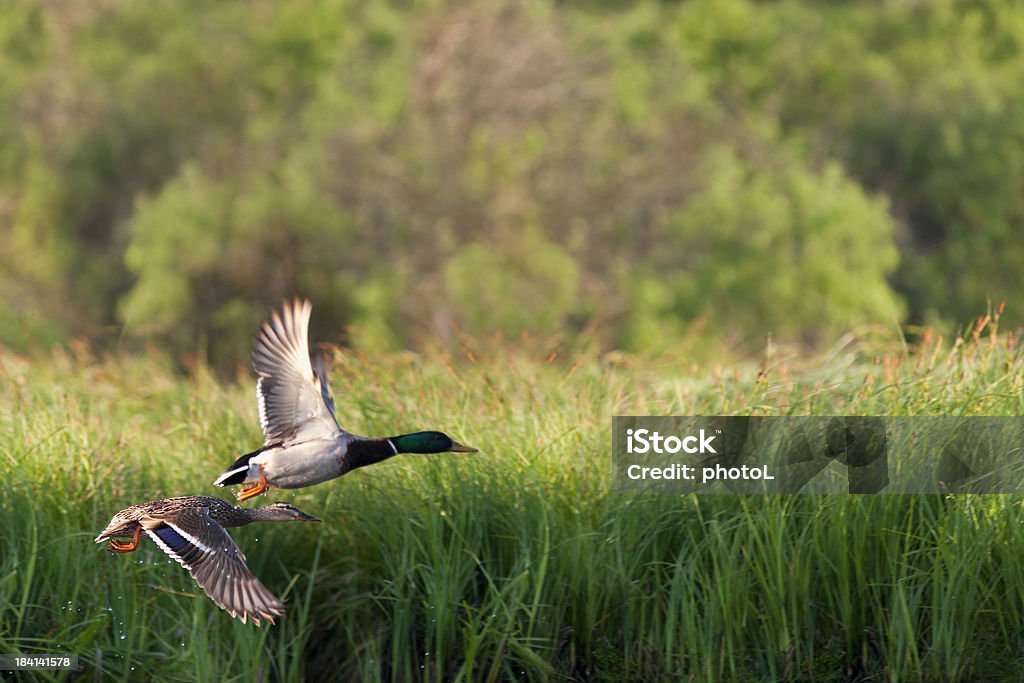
xmin=1 ymin=321 xmax=1023 ymax=681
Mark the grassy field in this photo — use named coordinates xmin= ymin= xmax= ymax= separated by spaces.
xmin=2 ymin=320 xmax=1024 ymax=681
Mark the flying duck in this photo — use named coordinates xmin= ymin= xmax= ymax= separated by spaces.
xmin=95 ymin=495 xmax=320 ymax=625
xmin=213 ymin=299 xmax=477 ymax=501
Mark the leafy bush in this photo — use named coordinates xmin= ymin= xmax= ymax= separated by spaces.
xmin=653 ymin=144 xmax=902 ymax=346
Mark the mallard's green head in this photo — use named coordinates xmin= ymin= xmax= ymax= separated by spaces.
xmin=390 ymin=431 xmax=478 ymax=455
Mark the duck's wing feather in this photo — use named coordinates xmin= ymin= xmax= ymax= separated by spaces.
xmin=252 ymin=299 xmax=344 ymax=444
xmin=141 ymin=507 xmax=284 ymax=626
xmin=311 ymin=349 xmax=337 ymax=419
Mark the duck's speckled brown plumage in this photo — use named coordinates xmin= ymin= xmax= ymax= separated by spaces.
xmin=95 ymin=495 xmax=319 ymax=626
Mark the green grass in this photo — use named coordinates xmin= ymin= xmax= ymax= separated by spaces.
xmin=2 ymin=321 xmax=1024 ymax=681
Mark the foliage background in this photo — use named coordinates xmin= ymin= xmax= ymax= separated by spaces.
xmin=4 ymin=3 xmax=1024 ymax=680
xmin=2 ymin=0 xmax=1019 ymax=361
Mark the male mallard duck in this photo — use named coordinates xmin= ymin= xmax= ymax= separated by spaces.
xmin=213 ymin=299 xmax=477 ymax=501
xmin=95 ymin=496 xmax=320 ymax=625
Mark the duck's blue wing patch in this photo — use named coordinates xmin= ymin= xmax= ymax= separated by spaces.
xmin=149 ymin=522 xmax=206 ymax=569
xmin=152 ymin=524 xmax=188 ymax=550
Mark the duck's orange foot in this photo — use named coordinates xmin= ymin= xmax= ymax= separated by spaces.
xmin=108 ymin=527 xmax=141 ymax=553
xmin=237 ymin=467 xmax=268 ymax=502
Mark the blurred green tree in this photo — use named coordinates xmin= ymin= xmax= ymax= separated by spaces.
xmin=624 ymin=144 xmax=903 ymax=350
xmin=1 ymin=0 xmax=1020 ymax=361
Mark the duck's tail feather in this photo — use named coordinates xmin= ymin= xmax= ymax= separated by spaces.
xmin=213 ymin=448 xmax=265 ymax=487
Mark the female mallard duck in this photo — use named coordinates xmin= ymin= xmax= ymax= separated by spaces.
xmin=95 ymin=496 xmax=320 ymax=625
xmin=213 ymin=299 xmax=477 ymax=501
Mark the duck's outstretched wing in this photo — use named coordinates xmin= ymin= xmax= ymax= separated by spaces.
xmin=252 ymin=299 xmax=344 ymax=444
xmin=141 ymin=507 xmax=284 ymax=626
xmin=311 ymin=349 xmax=337 ymax=419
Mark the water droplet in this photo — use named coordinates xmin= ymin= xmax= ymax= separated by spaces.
xmin=120 ymin=634 xmax=126 ymax=640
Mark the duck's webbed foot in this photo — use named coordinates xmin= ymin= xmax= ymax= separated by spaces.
xmin=108 ymin=526 xmax=141 ymax=553
xmin=237 ymin=466 xmax=268 ymax=502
